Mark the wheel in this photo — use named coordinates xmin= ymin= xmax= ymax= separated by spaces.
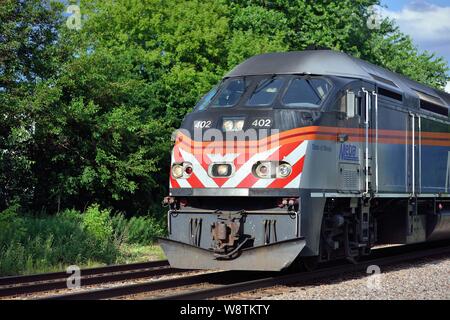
xmin=300 ymin=256 xmax=319 ymax=271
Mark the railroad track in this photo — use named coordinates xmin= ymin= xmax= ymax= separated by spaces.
xmin=0 ymin=260 xmax=185 ymax=298
xmin=35 ymin=241 xmax=450 ymax=300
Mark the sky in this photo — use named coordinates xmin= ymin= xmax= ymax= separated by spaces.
xmin=381 ymin=0 xmax=450 ymax=92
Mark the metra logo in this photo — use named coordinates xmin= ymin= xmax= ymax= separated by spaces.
xmin=339 ymin=144 xmax=359 ymax=162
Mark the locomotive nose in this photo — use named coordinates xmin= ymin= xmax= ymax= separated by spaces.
xmin=159 ymin=236 xmax=306 ymax=271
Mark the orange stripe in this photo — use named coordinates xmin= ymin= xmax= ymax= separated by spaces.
xmin=174 ymin=126 xmax=450 ymax=149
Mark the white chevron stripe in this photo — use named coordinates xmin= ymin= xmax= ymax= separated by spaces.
xmin=281 ymin=141 xmax=308 ymax=189
xmin=251 ymin=141 xmax=308 ymax=189
xmin=252 ymin=178 xmax=276 ymax=188
xmin=283 ymin=141 xmax=308 ymax=164
xmin=177 ymin=178 xmax=192 ymax=188
xmin=179 ymin=148 xmax=218 ymax=188
xmin=284 ymin=173 xmax=302 ymax=189
xmin=221 ymin=146 xmax=280 ymax=188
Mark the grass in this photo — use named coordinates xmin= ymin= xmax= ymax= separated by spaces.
xmin=118 ymin=244 xmax=166 ymax=264
xmin=0 ymin=204 xmax=166 ymax=276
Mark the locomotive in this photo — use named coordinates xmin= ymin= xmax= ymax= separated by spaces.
xmin=159 ymin=49 xmax=450 ymax=271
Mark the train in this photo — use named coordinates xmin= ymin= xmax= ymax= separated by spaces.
xmin=159 ymin=49 xmax=450 ymax=271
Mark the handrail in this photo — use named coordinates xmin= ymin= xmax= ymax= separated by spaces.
xmin=372 ymin=91 xmax=379 ymax=193
xmin=362 ymin=88 xmax=370 ymax=195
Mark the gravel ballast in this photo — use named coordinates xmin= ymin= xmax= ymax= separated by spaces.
xmin=257 ymin=256 xmax=450 ymax=300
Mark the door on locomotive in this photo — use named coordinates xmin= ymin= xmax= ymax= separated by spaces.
xmin=360 ymin=82 xmax=378 ymax=196
xmin=336 ymin=81 xmax=377 ymax=195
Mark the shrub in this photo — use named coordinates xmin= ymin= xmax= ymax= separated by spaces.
xmin=111 ymin=213 xmax=165 ymax=245
xmin=0 ymin=204 xmax=166 ymax=276
xmin=0 ymin=206 xmax=119 ymax=276
xmin=82 ymin=205 xmax=113 ymax=244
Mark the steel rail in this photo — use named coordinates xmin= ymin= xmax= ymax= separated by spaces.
xmin=0 ymin=260 xmax=169 ymax=287
xmin=155 ymin=245 xmax=450 ymax=300
xmin=40 ymin=271 xmax=233 ymax=300
xmin=0 ymin=265 xmax=181 ymax=298
xmin=30 ymin=242 xmax=450 ymax=300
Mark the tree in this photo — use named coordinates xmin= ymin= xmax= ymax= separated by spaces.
xmin=0 ymin=0 xmax=66 ymax=209
xmin=229 ymin=0 xmax=449 ymax=89
xmin=1 ymin=0 xmax=448 ymax=214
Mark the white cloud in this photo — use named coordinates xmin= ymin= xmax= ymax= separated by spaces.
xmin=446 ymin=81 xmax=450 ymax=93
xmin=381 ymin=1 xmax=450 ymax=55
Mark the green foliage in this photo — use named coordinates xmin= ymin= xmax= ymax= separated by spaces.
xmin=0 ymin=205 xmax=120 ymax=276
xmin=0 ymin=0 xmax=448 ymax=215
xmin=111 ymin=213 xmax=165 ymax=245
xmin=0 ymin=205 xmax=165 ymax=276
xmin=82 ymin=205 xmax=114 ymax=244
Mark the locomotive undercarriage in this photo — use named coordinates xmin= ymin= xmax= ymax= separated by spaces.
xmin=319 ymin=197 xmax=450 ymax=264
xmin=160 ymin=194 xmax=450 ymax=271
xmin=319 ymin=198 xmax=377 ymax=263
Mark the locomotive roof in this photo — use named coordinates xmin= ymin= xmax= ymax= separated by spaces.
xmin=226 ymin=50 xmax=450 ymax=108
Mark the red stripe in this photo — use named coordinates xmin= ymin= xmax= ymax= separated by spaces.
xmin=236 ymin=143 xmax=299 ymax=188
xmin=236 ymin=174 xmax=259 ymax=188
xmin=170 ymin=177 xmax=180 ymax=189
xmin=187 ymin=173 xmax=204 ymax=188
xmin=213 ymin=177 xmax=229 ymax=187
xmin=268 ymin=156 xmax=305 ymax=189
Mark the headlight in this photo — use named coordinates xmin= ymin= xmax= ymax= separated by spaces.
xmin=222 ymin=118 xmax=245 ymax=132
xmin=234 ymin=120 xmax=245 ymax=131
xmin=277 ymin=163 xmax=292 ymax=178
xmin=255 ymin=162 xmax=272 ymax=178
xmin=253 ymin=162 xmax=292 ymax=179
xmin=209 ymin=163 xmax=233 ymax=177
xmin=217 ymin=164 xmax=230 ymax=176
xmin=223 ymin=120 xmax=235 ymax=132
xmin=172 ymin=162 xmax=193 ymax=179
xmin=172 ymin=164 xmax=184 ymax=178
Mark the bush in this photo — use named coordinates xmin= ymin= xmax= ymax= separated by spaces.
xmin=82 ymin=205 xmax=114 ymax=244
xmin=111 ymin=213 xmax=165 ymax=245
xmin=0 ymin=204 xmax=166 ymax=276
xmin=0 ymin=206 xmax=119 ymax=276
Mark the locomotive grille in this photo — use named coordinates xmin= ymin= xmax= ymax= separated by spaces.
xmin=339 ymin=164 xmax=360 ymax=191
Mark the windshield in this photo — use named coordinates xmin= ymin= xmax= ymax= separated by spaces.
xmin=246 ymin=77 xmax=284 ymax=107
xmin=282 ymin=78 xmax=331 ymax=108
xmin=194 ymin=86 xmax=218 ymax=111
xmin=210 ymin=78 xmax=247 ymax=108
xmin=195 ymin=76 xmax=331 ymax=110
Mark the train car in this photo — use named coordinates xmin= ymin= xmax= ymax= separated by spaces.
xmin=159 ymin=49 xmax=450 ymax=271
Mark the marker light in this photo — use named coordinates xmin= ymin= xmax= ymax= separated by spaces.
xmin=185 ymin=165 xmax=193 ymax=175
